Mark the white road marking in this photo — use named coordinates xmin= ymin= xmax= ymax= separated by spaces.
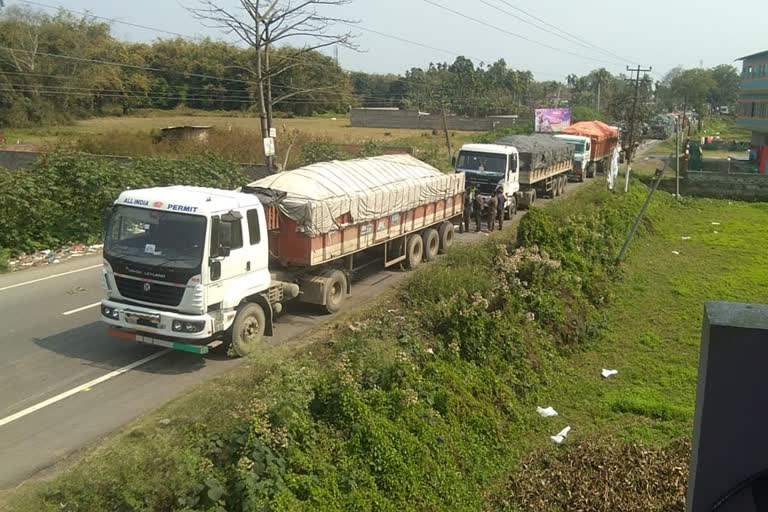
xmin=0 ymin=349 xmax=171 ymax=428
xmin=0 ymin=264 xmax=102 ymax=292
xmin=62 ymin=302 xmax=101 ymax=316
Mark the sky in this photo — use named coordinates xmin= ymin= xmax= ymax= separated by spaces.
xmin=8 ymin=0 xmax=767 ymax=82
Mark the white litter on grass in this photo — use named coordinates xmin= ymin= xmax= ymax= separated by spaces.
xmin=682 ymin=236 xmax=691 ymax=240
xmin=550 ymin=426 xmax=571 ymax=444
xmin=714 ymin=231 xmax=719 ymax=234
xmin=536 ymin=406 xmax=558 ymax=418
xmin=425 ymin=347 xmax=434 ymax=355
xmin=712 ymin=222 xmax=721 ymax=226
xmin=601 ymin=369 xmax=618 ymax=378
xmin=672 ymin=251 xmax=680 ymax=255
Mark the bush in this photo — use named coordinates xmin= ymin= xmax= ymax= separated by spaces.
xmin=356 ymin=139 xmax=384 ymax=158
xmin=0 ymin=151 xmax=248 ymax=254
xmin=300 ymin=140 xmax=347 ymax=166
xmin=0 ymin=247 xmax=10 ymax=272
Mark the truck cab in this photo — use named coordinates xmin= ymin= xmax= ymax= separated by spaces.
xmin=101 ymin=186 xmax=273 ymax=355
xmin=554 ymin=134 xmax=591 ymax=180
xmin=454 ymin=143 xmax=520 ymax=213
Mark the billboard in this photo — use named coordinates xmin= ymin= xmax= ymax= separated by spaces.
xmin=535 ymin=108 xmax=572 ymax=133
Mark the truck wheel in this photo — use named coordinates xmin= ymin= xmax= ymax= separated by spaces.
xmin=422 ymin=228 xmax=439 ymax=261
xmin=587 ymin=163 xmax=595 ymax=178
xmin=560 ymin=176 xmax=567 ymax=195
xmin=437 ymin=222 xmax=454 ymax=254
xmin=551 ymin=180 xmax=559 ymax=198
xmin=323 ymin=270 xmax=347 ymax=314
xmin=231 ymin=303 xmax=266 ymax=357
xmin=405 ymin=234 xmax=424 ymax=269
xmin=579 ymin=172 xmax=585 ymax=183
xmin=505 ymin=196 xmax=517 ymax=219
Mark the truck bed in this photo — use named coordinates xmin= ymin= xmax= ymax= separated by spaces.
xmin=520 ymin=158 xmax=572 ymax=185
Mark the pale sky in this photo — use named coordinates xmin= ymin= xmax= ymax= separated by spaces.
xmin=10 ymin=0 xmax=765 ymax=81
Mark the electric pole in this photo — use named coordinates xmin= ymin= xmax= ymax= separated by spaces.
xmin=624 ymin=64 xmax=652 ymax=192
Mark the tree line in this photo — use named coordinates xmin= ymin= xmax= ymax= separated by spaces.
xmin=0 ymin=5 xmax=742 ymax=129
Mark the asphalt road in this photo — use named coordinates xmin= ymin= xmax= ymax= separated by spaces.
xmin=0 ymin=179 xmax=587 ymax=490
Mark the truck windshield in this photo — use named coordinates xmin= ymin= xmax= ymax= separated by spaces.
xmin=456 ymin=151 xmax=506 ymax=174
xmin=105 ymin=205 xmax=206 ymax=269
xmin=565 ymin=141 xmax=586 ymax=153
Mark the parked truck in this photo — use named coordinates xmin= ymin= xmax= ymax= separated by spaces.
xmin=101 ymin=155 xmax=464 ymax=357
xmin=557 ymin=121 xmax=619 ymax=179
xmin=454 ymin=134 xmax=574 ymax=214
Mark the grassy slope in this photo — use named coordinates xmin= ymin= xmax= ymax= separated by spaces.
xmin=3 ymin=181 xmax=767 ymax=511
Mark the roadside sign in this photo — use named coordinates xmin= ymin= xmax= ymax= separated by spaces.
xmin=263 ymin=137 xmax=275 ymax=157
xmin=269 ymin=127 xmax=277 ymax=138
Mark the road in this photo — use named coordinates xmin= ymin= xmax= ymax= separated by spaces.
xmin=0 ymin=180 xmax=586 ymax=490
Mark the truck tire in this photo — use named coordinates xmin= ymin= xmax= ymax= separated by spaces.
xmin=406 ymin=234 xmax=424 ymax=269
xmin=505 ymin=196 xmax=517 ymax=219
xmin=560 ymin=175 xmax=567 ymax=195
xmin=437 ymin=221 xmax=454 ymax=254
xmin=587 ymin=163 xmax=595 ymax=178
xmin=231 ymin=303 xmax=266 ymax=357
xmin=551 ymin=179 xmax=559 ymax=198
xmin=579 ymin=172 xmax=585 ymax=183
xmin=323 ymin=270 xmax=347 ymax=314
xmin=422 ymin=228 xmax=439 ymax=261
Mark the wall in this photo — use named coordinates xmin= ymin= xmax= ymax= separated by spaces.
xmin=659 ymin=172 xmax=768 ymax=201
xmin=350 ymin=108 xmax=521 ymax=132
xmin=0 ymin=149 xmax=270 ymax=181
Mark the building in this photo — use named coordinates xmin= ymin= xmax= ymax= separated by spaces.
xmin=736 ymin=50 xmax=768 ymax=174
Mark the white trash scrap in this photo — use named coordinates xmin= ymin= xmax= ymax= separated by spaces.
xmin=672 ymin=251 xmax=680 ymax=255
xmin=536 ymin=406 xmax=558 ymax=418
xmin=550 ymin=426 xmax=571 ymax=444
xmin=601 ymin=369 xmax=618 ymax=378
xmin=712 ymin=222 xmax=721 ymax=225
xmin=682 ymin=236 xmax=691 ymax=240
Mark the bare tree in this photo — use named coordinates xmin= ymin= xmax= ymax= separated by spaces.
xmin=189 ymin=0 xmax=358 ymax=171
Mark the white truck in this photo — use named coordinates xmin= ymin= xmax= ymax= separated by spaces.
xmin=553 ymin=134 xmax=591 ymax=181
xmin=454 ymin=134 xmax=574 ymax=214
xmin=101 ymin=155 xmax=464 ymax=356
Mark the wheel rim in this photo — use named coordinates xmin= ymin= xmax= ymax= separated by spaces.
xmin=239 ymin=317 xmax=261 ymax=348
xmin=329 ymin=280 xmax=343 ymax=305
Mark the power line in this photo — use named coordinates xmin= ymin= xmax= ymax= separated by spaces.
xmin=421 ymin=0 xmax=624 ymax=68
xmin=492 ymin=0 xmax=637 ymax=65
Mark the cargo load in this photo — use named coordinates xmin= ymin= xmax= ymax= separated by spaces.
xmin=245 ymin=154 xmax=464 ymax=236
xmin=496 ymin=134 xmax=574 ymax=170
xmin=559 ymin=121 xmax=619 ymax=178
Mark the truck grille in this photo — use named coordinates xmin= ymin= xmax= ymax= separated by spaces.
xmin=115 ymin=276 xmax=185 ymax=307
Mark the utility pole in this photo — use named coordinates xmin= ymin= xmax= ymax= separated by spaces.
xmin=675 ymin=116 xmax=681 ymax=199
xmin=596 ymin=80 xmax=601 ymax=114
xmin=624 ymin=64 xmax=652 ymax=192
xmin=441 ymin=104 xmax=453 ymax=159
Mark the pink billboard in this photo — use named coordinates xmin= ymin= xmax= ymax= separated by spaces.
xmin=535 ymin=108 xmax=572 ymax=133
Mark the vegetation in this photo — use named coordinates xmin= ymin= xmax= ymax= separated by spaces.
xmin=0 ymin=151 xmax=247 ymax=255
xmin=3 ymin=178 xmax=768 ymax=510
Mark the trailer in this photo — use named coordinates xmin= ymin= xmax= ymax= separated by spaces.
xmin=455 ymin=134 xmax=574 ymax=215
xmin=559 ymin=121 xmax=619 ymax=177
xmin=100 ymin=155 xmax=464 ymax=356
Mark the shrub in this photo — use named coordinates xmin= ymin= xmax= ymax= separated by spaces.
xmin=356 ymin=139 xmax=384 ymax=158
xmin=0 ymin=151 xmax=248 ymax=254
xmin=300 ymin=140 xmax=347 ymax=166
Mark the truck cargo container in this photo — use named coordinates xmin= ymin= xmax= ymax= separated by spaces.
xmin=454 ymin=134 xmax=574 ymax=215
xmin=101 ymin=155 xmax=464 ymax=356
xmin=559 ymin=121 xmax=619 ymax=177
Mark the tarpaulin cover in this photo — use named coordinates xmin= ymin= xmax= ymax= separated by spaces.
xmin=561 ymin=121 xmax=619 ymax=142
xmin=495 ymin=134 xmax=574 ymax=170
xmin=245 ymin=154 xmax=464 ymax=236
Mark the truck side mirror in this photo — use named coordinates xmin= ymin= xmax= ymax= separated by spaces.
xmin=219 ymin=221 xmax=232 ymax=257
xmin=102 ymin=206 xmax=114 ymax=233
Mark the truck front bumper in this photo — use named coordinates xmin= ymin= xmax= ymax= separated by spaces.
xmin=100 ymin=298 xmax=216 ymax=341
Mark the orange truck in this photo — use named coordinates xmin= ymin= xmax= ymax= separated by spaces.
xmin=558 ymin=121 xmax=619 ymax=179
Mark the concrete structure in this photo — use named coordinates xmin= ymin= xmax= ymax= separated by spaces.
xmin=658 ymin=172 xmax=768 ymax=201
xmin=736 ymin=50 xmax=768 ymax=174
xmin=350 ymin=108 xmax=522 ymax=132
xmin=688 ymin=302 xmax=768 ymax=511
xmin=160 ymin=125 xmax=213 ymax=142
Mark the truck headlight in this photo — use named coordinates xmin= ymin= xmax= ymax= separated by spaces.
xmin=172 ymin=320 xmax=206 ymax=333
xmin=101 ymin=305 xmax=119 ymax=319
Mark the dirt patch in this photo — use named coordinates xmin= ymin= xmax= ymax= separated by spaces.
xmin=495 ymin=437 xmax=690 ymax=511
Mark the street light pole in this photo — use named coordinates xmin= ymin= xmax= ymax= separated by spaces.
xmin=676 ymin=116 xmax=681 ymax=199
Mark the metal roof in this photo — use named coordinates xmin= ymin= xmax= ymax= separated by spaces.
xmin=737 ymin=50 xmax=768 ymax=61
